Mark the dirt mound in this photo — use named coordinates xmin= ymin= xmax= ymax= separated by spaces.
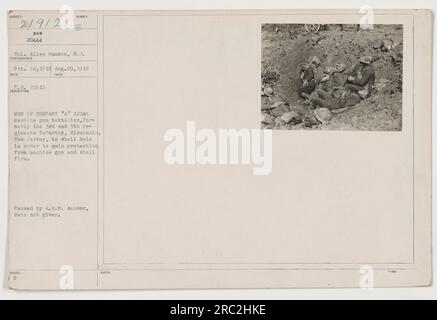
xmin=261 ymin=24 xmax=403 ymax=131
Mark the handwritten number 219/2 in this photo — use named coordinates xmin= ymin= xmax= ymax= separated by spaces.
xmin=20 ymin=18 xmax=61 ymax=29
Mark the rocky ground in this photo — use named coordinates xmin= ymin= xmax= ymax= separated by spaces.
xmin=261 ymin=24 xmax=403 ymax=131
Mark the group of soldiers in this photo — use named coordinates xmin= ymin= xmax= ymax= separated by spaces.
xmin=298 ymin=55 xmax=376 ymax=114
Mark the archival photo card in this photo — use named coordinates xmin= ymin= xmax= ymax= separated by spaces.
xmin=7 ymin=10 xmax=432 ymax=290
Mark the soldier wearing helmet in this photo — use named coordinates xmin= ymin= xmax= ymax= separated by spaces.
xmin=298 ymin=56 xmax=321 ymax=97
xmin=345 ymin=56 xmax=376 ymax=98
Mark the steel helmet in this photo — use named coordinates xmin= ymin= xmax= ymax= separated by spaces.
xmin=324 ymin=67 xmax=336 ymax=75
xmin=314 ymin=108 xmax=332 ymax=123
xmin=263 ymin=87 xmax=274 ymax=96
xmin=310 ymin=56 xmax=321 ymax=66
xmin=359 ymin=56 xmax=373 ymax=65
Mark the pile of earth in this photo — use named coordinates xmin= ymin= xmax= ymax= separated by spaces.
xmin=261 ymin=24 xmax=403 ymax=131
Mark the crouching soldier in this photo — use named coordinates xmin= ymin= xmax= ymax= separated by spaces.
xmin=345 ymin=56 xmax=376 ymax=98
xmin=298 ymin=56 xmax=321 ymax=98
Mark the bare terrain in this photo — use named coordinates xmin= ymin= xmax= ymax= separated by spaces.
xmin=261 ymin=24 xmax=403 ymax=131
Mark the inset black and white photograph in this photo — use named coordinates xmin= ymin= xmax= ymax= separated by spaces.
xmin=261 ymin=24 xmax=403 ymax=131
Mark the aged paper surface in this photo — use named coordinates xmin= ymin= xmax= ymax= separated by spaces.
xmin=8 ymin=10 xmax=432 ymax=290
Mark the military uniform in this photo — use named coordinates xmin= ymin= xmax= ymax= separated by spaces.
xmin=345 ymin=57 xmax=376 ymax=96
xmin=298 ymin=65 xmax=318 ymax=96
xmin=298 ymin=57 xmax=321 ymax=97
